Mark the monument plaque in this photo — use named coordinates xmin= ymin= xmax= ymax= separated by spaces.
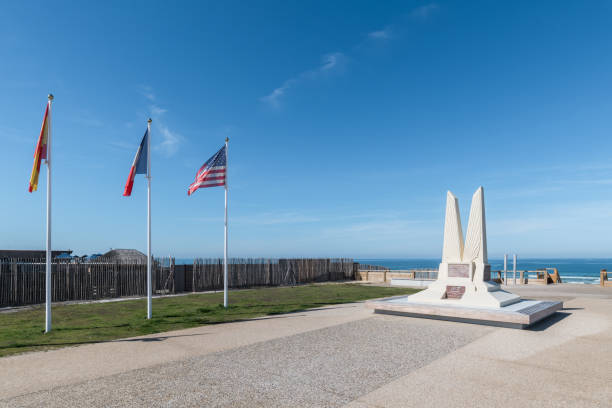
xmin=483 ymin=265 xmax=491 ymax=281
xmin=448 ymin=264 xmax=469 ymax=278
xmin=445 ymin=285 xmax=466 ymax=299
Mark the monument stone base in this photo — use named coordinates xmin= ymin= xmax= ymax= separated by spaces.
xmin=366 ymin=295 xmax=563 ymax=329
xmin=407 ymin=261 xmax=522 ymax=308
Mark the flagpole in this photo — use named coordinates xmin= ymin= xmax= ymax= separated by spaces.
xmin=146 ymin=118 xmax=152 ymax=319
xmin=45 ymin=94 xmax=53 ymax=333
xmin=224 ymin=137 xmax=229 ymax=308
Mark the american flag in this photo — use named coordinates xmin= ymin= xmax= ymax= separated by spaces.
xmin=188 ymin=145 xmax=226 ymax=195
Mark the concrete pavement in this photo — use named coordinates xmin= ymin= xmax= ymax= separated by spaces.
xmin=1 ymin=284 xmax=611 ymax=407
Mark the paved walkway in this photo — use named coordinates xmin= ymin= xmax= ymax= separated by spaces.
xmin=1 ymin=285 xmax=611 ymax=407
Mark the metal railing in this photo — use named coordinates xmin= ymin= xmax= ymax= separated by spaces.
xmin=492 ymin=268 xmax=561 ymax=285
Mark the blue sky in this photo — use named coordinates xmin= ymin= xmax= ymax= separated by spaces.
xmin=2 ymin=1 xmax=612 ymax=258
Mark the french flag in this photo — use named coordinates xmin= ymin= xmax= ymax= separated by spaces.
xmin=123 ymin=129 xmax=149 ymax=196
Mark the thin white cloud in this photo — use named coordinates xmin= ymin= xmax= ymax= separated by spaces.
xmin=261 ymin=52 xmax=346 ymax=108
xmin=122 ymin=87 xmax=183 ymax=156
xmin=410 ymin=3 xmax=439 ymax=19
xmin=341 ymin=220 xmax=421 ymax=234
xmin=138 ymin=85 xmax=155 ymax=102
xmin=192 ymin=209 xmax=413 ymax=227
xmin=0 ymin=126 xmax=29 ymax=144
xmin=261 ymin=5 xmax=436 ymax=108
xmin=241 ymin=212 xmax=321 ymax=225
xmin=191 ymin=211 xmax=321 ymax=225
xmin=261 ymin=79 xmax=297 ymax=108
xmin=155 ymin=122 xmax=182 ymax=156
xmin=489 ymin=200 xmax=612 ymax=236
xmin=109 ymin=140 xmax=136 ymax=150
xmin=560 ymin=178 xmax=612 ymax=185
xmin=320 ymin=52 xmax=344 ymax=71
xmin=70 ymin=110 xmax=104 ymax=128
xmin=368 ymin=28 xmax=392 ymax=39
xmin=323 ymin=218 xmax=437 ymax=245
xmin=150 ymin=105 xmax=167 ymax=116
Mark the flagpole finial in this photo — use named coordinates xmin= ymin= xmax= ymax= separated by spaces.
xmin=225 ymin=137 xmax=229 ymax=142
xmin=48 ymin=94 xmax=54 ymax=101
xmin=148 ymin=118 xmax=152 ymax=123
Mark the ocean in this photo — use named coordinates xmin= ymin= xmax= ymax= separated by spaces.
xmin=357 ymin=258 xmax=609 ymax=285
xmin=175 ymin=257 xmax=607 ymax=284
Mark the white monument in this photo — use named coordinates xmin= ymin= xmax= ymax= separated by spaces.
xmin=408 ymin=187 xmax=520 ymax=307
xmin=366 ymin=186 xmax=562 ymax=329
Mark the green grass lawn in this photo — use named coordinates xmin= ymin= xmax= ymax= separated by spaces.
xmin=0 ymin=283 xmax=418 ymax=358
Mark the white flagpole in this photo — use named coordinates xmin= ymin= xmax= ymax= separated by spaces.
xmin=146 ymin=118 xmax=152 ymax=319
xmin=503 ymin=254 xmax=507 ymax=285
xmin=513 ymin=254 xmax=517 ymax=285
xmin=223 ymin=137 xmax=229 ymax=308
xmin=45 ymin=94 xmax=53 ymax=333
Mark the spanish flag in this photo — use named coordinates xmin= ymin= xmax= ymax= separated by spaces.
xmin=28 ymin=102 xmax=50 ymax=193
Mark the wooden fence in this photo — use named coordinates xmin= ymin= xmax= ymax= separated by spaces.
xmin=0 ymin=257 xmax=354 ymax=308
xmin=191 ymin=258 xmax=354 ymax=292
xmin=0 ymin=257 xmax=175 ymax=308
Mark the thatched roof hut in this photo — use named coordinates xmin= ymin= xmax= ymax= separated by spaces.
xmin=102 ymin=249 xmax=147 ymax=263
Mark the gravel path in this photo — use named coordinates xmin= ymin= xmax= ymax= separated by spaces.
xmin=2 ymin=315 xmax=490 ymax=407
